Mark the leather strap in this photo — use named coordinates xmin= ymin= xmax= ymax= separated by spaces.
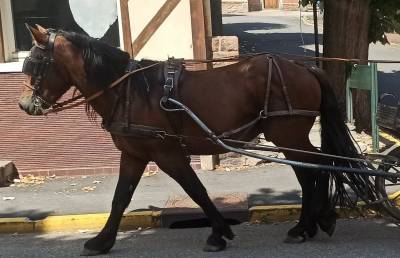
xmin=163 ymin=57 xmax=184 ymax=100
xmin=102 ymin=122 xmax=167 ymax=139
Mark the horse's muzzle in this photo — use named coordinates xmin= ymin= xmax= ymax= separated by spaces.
xmin=18 ymin=95 xmax=45 ymax=116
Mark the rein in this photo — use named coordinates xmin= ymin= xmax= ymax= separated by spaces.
xmin=42 ymin=62 xmax=162 ymax=115
xmin=184 ymin=52 xmax=400 ymax=64
xmin=39 ymin=52 xmax=400 ymax=116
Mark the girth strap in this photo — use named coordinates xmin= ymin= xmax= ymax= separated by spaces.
xmin=263 ymin=109 xmax=320 ymax=118
xmin=102 ymin=122 xmax=167 ymax=139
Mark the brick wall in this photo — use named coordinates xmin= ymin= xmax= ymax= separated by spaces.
xmin=0 ymin=72 xmax=200 ymax=176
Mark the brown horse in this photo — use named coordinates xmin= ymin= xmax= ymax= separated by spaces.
xmin=19 ymin=25 xmax=371 ymax=255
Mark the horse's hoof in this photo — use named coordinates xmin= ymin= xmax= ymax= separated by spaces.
xmin=283 ymin=235 xmax=306 ymax=244
xmin=318 ymin=211 xmax=337 ymax=237
xmin=319 ymin=221 xmax=336 ymax=237
xmin=306 ymin=225 xmax=318 ymax=239
xmin=80 ymin=247 xmax=105 ymax=256
xmin=203 ymin=243 xmax=226 ymax=252
xmin=223 ymin=227 xmax=235 ymax=240
xmin=204 ymin=235 xmax=227 ymax=252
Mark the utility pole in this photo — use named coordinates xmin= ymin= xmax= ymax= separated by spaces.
xmin=313 ymin=0 xmax=320 ymax=67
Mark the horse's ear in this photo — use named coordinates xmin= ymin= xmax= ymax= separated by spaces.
xmin=25 ymin=23 xmax=48 ymax=46
xmin=35 ymin=24 xmax=47 ymax=34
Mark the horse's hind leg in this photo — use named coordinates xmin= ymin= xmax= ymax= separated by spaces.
xmin=263 ymin=117 xmax=334 ymax=242
xmin=154 ymin=150 xmax=234 ymax=252
xmin=284 ymin=166 xmax=318 ymax=243
xmin=284 ymin=149 xmax=336 ymax=242
xmin=82 ymin=152 xmax=147 ymax=256
xmin=314 ymin=173 xmax=337 ymax=236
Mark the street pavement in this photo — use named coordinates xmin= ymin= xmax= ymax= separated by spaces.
xmin=0 ymin=219 xmax=399 ymax=258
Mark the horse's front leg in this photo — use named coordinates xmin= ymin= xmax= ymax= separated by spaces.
xmin=155 ymin=151 xmax=234 ymax=252
xmin=82 ymin=152 xmax=147 ymax=256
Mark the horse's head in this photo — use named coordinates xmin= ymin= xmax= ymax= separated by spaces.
xmin=19 ymin=25 xmax=81 ymax=115
xmin=19 ymin=24 xmax=131 ymax=117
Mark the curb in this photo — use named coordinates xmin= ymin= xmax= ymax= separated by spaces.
xmin=0 ymin=206 xmax=297 ymax=234
xmin=0 ymin=203 xmax=386 ymax=234
xmin=0 ymin=211 xmax=161 ymax=234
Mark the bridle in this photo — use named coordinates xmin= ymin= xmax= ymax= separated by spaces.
xmin=22 ymin=29 xmax=84 ymax=111
xmin=22 ymin=29 xmax=161 ymax=115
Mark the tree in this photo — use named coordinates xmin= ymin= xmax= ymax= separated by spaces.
xmin=302 ymin=0 xmax=400 ymax=132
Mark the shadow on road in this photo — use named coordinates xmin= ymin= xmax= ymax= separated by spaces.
xmin=223 ymin=22 xmax=321 ymax=57
xmin=0 ymin=209 xmax=53 ymax=220
xmin=378 ymin=71 xmax=400 ymax=103
xmin=249 ymin=188 xmax=301 ymax=206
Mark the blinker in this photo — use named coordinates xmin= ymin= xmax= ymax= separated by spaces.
xmin=22 ymin=56 xmax=51 ymax=78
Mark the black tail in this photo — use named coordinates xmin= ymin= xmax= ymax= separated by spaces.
xmin=309 ymin=67 xmax=377 ymax=207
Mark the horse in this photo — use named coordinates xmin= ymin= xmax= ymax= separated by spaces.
xmin=18 ymin=25 xmax=373 ymax=255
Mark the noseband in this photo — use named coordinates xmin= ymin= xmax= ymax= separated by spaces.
xmin=22 ymin=29 xmax=58 ymax=108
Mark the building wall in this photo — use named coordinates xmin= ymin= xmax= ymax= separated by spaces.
xmin=0 ymin=73 xmax=122 ymax=176
xmin=0 ymin=1 xmax=205 ymax=175
xmin=0 ymin=0 xmax=15 ymax=62
xmin=0 ymin=73 xmax=201 ymax=176
xmin=129 ymin=0 xmax=194 ymax=60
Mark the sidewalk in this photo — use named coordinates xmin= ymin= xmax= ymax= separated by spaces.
xmin=0 ymin=165 xmax=300 ymax=220
xmin=0 ymin=164 xmax=307 ymax=233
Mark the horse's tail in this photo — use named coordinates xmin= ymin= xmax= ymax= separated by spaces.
xmin=309 ymin=67 xmax=377 ymax=207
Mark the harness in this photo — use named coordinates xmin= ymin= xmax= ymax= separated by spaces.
xmin=22 ymin=32 xmax=319 ymax=143
xmin=101 ymin=58 xmax=187 ymax=142
xmin=102 ymin=55 xmax=320 ymax=143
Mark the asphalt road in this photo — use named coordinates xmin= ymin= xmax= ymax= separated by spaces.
xmin=0 ymin=219 xmax=399 ymax=258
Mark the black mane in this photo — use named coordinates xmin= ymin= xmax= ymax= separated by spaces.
xmin=60 ymin=31 xmax=130 ymax=88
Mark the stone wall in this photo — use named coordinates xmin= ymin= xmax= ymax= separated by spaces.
xmin=222 ymin=0 xmax=248 ymax=14
xmin=211 ymin=36 xmax=239 ymax=67
xmin=222 ymin=0 xmax=263 ymax=14
xmin=386 ymin=33 xmax=400 ymax=45
xmin=282 ymin=0 xmax=299 ymax=10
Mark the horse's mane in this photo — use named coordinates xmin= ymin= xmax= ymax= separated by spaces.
xmin=60 ymin=31 xmax=130 ymax=88
xmin=59 ymin=31 xmax=158 ymax=121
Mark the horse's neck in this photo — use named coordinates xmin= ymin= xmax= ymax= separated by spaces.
xmin=77 ymin=80 xmax=118 ymax=120
xmin=77 ymin=61 xmax=162 ymax=120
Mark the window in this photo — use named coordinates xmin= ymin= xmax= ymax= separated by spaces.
xmin=1 ymin=0 xmax=122 ymax=63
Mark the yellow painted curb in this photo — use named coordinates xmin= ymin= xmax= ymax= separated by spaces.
xmin=250 ymin=204 xmax=381 ymax=224
xmin=379 ymin=131 xmax=400 ymax=145
xmin=0 ymin=211 xmax=161 ymax=234
xmin=0 ymin=203 xmax=392 ymax=234
xmin=388 ymin=191 xmax=400 ymax=206
xmin=250 ymin=205 xmax=302 ymax=223
xmin=0 ymin=217 xmax=34 ymax=233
